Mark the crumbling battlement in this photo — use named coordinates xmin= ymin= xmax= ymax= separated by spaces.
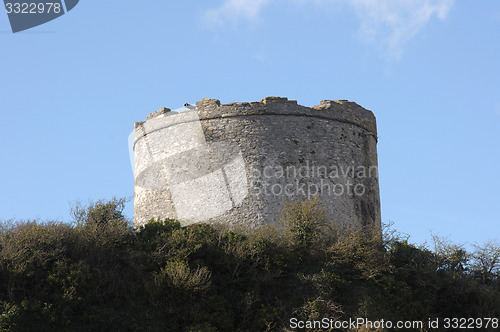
xmin=140 ymin=97 xmax=377 ymax=140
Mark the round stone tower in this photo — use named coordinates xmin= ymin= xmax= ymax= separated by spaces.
xmin=132 ymin=97 xmax=381 ymax=231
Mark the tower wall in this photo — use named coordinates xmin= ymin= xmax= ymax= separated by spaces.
xmin=133 ymin=97 xmax=381 ymax=230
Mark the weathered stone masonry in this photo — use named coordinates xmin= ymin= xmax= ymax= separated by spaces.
xmin=133 ymin=97 xmax=381 ymax=231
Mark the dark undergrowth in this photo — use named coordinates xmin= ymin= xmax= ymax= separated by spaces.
xmin=0 ymin=198 xmax=498 ymax=331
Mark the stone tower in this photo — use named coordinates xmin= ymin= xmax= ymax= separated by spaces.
xmin=132 ymin=97 xmax=381 ymax=231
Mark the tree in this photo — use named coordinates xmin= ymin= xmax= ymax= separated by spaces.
xmin=471 ymin=240 xmax=500 ymax=280
xmin=70 ymin=197 xmax=129 ymax=227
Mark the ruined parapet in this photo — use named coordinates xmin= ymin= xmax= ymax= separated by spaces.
xmin=132 ymin=97 xmax=381 ymax=231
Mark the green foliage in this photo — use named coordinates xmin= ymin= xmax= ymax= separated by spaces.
xmin=280 ymin=197 xmax=326 ymax=247
xmin=70 ymin=197 xmax=128 ymax=227
xmin=0 ymin=198 xmax=498 ymax=331
xmin=135 ymin=217 xmax=181 ymax=251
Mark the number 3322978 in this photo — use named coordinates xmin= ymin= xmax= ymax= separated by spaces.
xmin=5 ymin=2 xmax=62 ymax=14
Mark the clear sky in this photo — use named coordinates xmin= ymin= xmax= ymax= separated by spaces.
xmin=1 ymin=0 xmax=499 ymax=249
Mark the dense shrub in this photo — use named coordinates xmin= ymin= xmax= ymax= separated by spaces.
xmin=0 ymin=199 xmax=498 ymax=331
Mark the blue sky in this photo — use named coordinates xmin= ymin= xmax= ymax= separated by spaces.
xmin=1 ymin=0 xmax=499 ymax=249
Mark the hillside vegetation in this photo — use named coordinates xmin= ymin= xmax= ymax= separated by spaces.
xmin=0 ymin=198 xmax=498 ymax=331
